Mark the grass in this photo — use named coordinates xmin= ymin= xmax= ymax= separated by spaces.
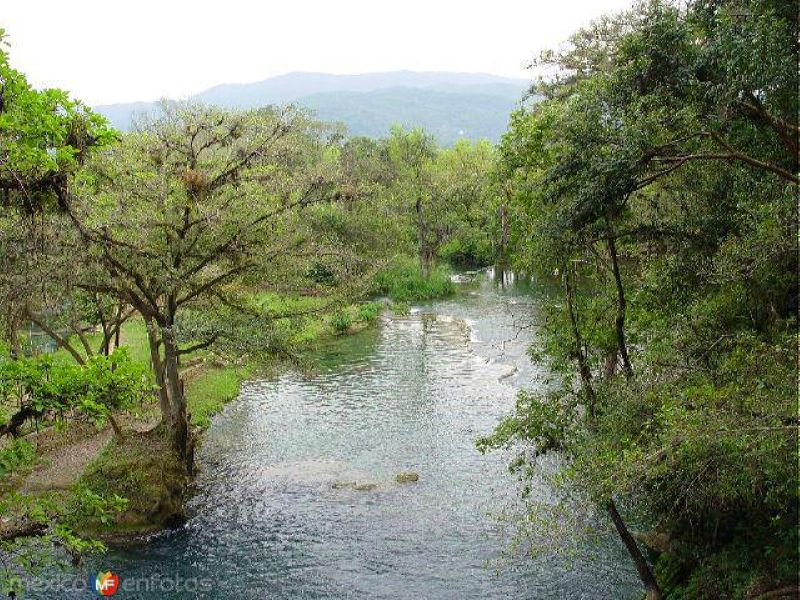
xmin=185 ymin=365 xmax=251 ymax=429
xmin=257 ymin=292 xmax=383 ymax=343
xmin=43 ymin=295 xmax=385 ymax=436
xmin=47 ymin=319 xmax=150 ymax=366
xmin=374 ymin=256 xmax=455 ymax=302
xmin=46 ymin=315 xmax=252 ymax=430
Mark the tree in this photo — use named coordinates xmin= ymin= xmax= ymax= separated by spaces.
xmin=386 ymin=126 xmax=444 ymax=276
xmin=435 ymin=139 xmax=502 ymax=267
xmin=0 ymin=27 xmax=115 ymax=363
xmin=66 ymin=103 xmax=347 ymax=471
xmin=0 ymin=30 xmax=114 ymax=212
xmin=486 ymin=1 xmax=798 ymax=597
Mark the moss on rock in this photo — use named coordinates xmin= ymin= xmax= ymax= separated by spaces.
xmin=76 ymin=424 xmax=187 ymax=538
xmin=394 ymin=471 xmax=419 ymax=483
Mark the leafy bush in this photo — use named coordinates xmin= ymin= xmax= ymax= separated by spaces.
xmin=357 ymin=302 xmax=381 ymax=323
xmin=391 ymin=302 xmax=410 ymax=316
xmin=374 ymin=256 xmax=455 ymax=302
xmin=439 ymin=236 xmax=495 ymax=267
xmin=330 ymin=309 xmax=353 ymax=335
xmin=0 ymin=439 xmax=36 ymax=478
xmin=0 ymin=349 xmax=150 ymax=433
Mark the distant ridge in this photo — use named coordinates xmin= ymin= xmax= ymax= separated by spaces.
xmin=94 ymin=71 xmax=531 ymax=144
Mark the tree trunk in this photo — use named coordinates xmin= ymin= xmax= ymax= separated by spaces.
xmin=145 ymin=318 xmax=171 ymax=425
xmin=606 ymin=232 xmax=634 ymax=379
xmin=108 ymin=413 xmax=124 ymax=442
xmin=603 ymin=349 xmax=618 ymax=378
xmin=420 ymin=246 xmax=434 ymax=279
xmin=563 ymin=262 xmax=597 ymax=419
xmin=607 ymin=500 xmax=664 ymax=600
xmin=71 ymin=318 xmax=94 ymax=358
xmin=114 ymin=317 xmax=122 ymax=351
xmin=499 ymin=194 xmax=510 ymax=264
xmin=0 ymin=406 xmax=38 ymax=437
xmin=162 ymin=324 xmax=192 ymax=474
xmin=112 ymin=303 xmax=124 ymax=352
xmin=494 ymin=263 xmax=507 ymax=288
xmin=96 ymin=298 xmax=111 ymax=356
xmin=565 ymin=262 xmax=662 ymax=598
xmin=26 ymin=310 xmax=85 ymax=365
xmin=6 ymin=309 xmax=21 ymax=360
xmin=416 ymin=196 xmax=432 ymax=278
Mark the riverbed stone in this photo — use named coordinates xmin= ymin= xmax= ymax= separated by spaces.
xmin=353 ymin=482 xmax=379 ymax=491
xmin=332 ymin=480 xmax=379 ymax=491
xmin=394 ymin=471 xmax=419 ymax=483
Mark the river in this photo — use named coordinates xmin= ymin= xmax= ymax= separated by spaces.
xmin=40 ymin=268 xmax=642 ymax=598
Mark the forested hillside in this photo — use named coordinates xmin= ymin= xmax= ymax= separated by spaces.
xmin=95 ymin=71 xmax=528 ymax=144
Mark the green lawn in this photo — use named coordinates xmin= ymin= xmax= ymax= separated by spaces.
xmin=43 ymin=295 xmax=383 ymax=431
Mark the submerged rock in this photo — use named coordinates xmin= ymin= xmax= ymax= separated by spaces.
xmin=394 ymin=471 xmax=419 ymax=483
xmin=353 ymin=482 xmax=379 ymax=491
xmin=331 ymin=480 xmax=379 ymax=491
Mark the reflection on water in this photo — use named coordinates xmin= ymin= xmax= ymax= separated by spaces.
xmin=38 ymin=269 xmax=641 ymax=599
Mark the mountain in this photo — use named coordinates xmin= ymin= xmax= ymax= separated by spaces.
xmin=299 ymin=87 xmax=519 ymax=143
xmin=94 ymin=71 xmax=530 ymax=144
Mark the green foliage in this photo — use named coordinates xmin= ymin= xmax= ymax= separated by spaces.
xmin=0 ymin=29 xmax=115 ymax=211
xmin=384 ymin=127 xmax=503 ymax=270
xmin=0 ymin=349 xmax=149 ymax=432
xmin=70 ymin=485 xmax=128 ymax=527
xmin=655 ymin=520 xmax=799 ymax=600
xmin=330 ymin=310 xmax=354 ymax=334
xmin=0 ymin=439 xmax=36 ymax=479
xmin=0 ymin=486 xmax=125 ymax=596
xmin=374 ymin=256 xmax=455 ymax=302
xmin=357 ymin=302 xmax=381 ymax=323
xmin=390 ymin=302 xmax=411 ymax=316
xmin=488 ymin=0 xmax=799 ymax=594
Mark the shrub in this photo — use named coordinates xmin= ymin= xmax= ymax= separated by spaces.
xmin=357 ymin=302 xmax=381 ymax=323
xmin=330 ymin=309 xmax=353 ymax=335
xmin=0 ymin=439 xmax=36 ymax=478
xmin=0 ymin=349 xmax=149 ymax=434
xmin=391 ymin=302 xmax=410 ymax=316
xmin=374 ymin=256 xmax=455 ymax=302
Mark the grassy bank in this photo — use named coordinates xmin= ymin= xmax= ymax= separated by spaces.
xmin=19 ymin=294 xmax=387 ymax=538
xmin=374 ymin=256 xmax=455 ymax=302
xmin=6 ymin=269 xmax=450 ymax=542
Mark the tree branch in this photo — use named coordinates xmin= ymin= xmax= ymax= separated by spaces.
xmin=24 ymin=307 xmax=85 ymax=365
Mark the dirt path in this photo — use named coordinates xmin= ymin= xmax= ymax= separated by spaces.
xmin=21 ymin=428 xmax=114 ymax=493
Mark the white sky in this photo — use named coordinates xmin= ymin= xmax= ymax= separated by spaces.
xmin=1 ymin=0 xmax=632 ymax=106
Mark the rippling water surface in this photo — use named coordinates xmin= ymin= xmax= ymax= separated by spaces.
xmin=53 ymin=269 xmax=642 ymax=598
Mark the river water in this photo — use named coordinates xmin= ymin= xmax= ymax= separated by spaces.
xmin=43 ymin=269 xmax=642 ymax=598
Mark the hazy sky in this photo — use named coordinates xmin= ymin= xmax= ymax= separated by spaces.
xmin=2 ymin=0 xmax=632 ymax=106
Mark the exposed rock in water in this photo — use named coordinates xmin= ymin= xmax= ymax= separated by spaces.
xmin=394 ymin=471 xmax=419 ymax=483
xmin=332 ymin=480 xmax=379 ymax=491
xmin=353 ymin=482 xmax=379 ymax=491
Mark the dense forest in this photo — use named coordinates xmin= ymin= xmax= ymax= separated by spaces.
xmin=0 ymin=0 xmax=797 ymax=598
